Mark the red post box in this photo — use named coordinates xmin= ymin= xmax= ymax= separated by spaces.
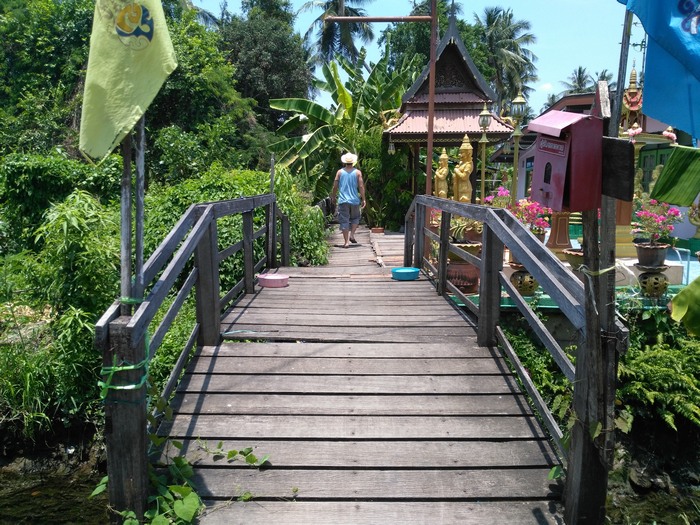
xmin=527 ymin=110 xmax=603 ymax=212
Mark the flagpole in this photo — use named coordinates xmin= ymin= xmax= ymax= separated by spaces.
xmin=134 ymin=116 xmax=146 ymax=301
xmin=120 ymin=136 xmax=133 ymax=316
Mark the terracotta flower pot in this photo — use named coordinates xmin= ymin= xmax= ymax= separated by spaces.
xmin=562 ymin=248 xmax=584 ymax=270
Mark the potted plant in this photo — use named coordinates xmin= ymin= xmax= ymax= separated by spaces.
xmin=631 ymin=195 xmax=682 ymax=267
xmin=510 ymin=198 xmax=552 ymax=240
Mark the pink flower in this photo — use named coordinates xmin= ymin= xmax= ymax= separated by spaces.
xmin=631 ymin=196 xmax=683 ymax=244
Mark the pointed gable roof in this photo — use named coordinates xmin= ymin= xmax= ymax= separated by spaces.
xmin=401 ymin=13 xmax=497 ymax=110
xmin=385 ymin=11 xmax=512 ymax=147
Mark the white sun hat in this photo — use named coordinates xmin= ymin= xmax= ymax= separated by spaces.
xmin=341 ymin=152 xmax=358 ymax=165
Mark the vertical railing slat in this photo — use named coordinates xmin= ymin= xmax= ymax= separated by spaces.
xmin=243 ymin=211 xmax=255 ymax=293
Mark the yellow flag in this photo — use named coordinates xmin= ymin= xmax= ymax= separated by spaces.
xmin=79 ymin=1 xmax=177 ymax=162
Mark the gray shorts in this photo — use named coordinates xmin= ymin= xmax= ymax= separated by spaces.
xmin=337 ymin=202 xmax=361 ymax=229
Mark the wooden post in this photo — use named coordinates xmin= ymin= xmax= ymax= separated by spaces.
xmin=269 ymin=202 xmax=279 ymax=269
xmin=103 ymin=317 xmax=148 ymax=522
xmin=413 ymin=204 xmax=426 ymax=268
xmin=404 ymin=208 xmax=415 ymax=267
xmin=564 ymin=210 xmax=608 ymax=524
xmin=195 ymin=218 xmax=221 ymax=346
xmin=436 ymin=211 xmax=450 ymax=295
xmin=477 ymin=216 xmax=503 ymax=346
xmin=280 ymin=213 xmax=290 ymax=267
xmin=564 ymin=14 xmax=632 ymax=523
xmin=242 ymin=211 xmax=255 ymax=293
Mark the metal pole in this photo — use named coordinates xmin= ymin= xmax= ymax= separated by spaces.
xmin=134 ymin=116 xmax=145 ymax=301
xmin=479 ymin=133 xmax=488 ymax=203
xmin=325 ymin=16 xmax=432 ymax=23
xmin=120 ymin=135 xmax=132 ymax=316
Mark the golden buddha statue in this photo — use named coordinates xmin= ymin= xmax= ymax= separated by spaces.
xmin=453 ymin=135 xmax=474 ymax=203
xmin=434 ymin=148 xmax=449 ymax=199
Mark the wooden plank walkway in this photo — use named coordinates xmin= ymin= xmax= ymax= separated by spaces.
xmin=159 ymin=226 xmax=563 ymax=524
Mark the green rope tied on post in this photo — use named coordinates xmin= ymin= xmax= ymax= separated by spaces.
xmin=99 ymin=295 xmax=150 ymax=403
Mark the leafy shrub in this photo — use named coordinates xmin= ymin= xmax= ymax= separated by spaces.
xmin=0 ymin=153 xmax=121 ymax=251
xmin=0 ymin=190 xmax=119 ymax=439
xmin=619 ymin=311 xmax=700 ymax=431
xmin=32 ymin=190 xmax=120 ymax=315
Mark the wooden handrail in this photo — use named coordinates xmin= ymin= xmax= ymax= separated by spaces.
xmin=95 ymin=193 xmax=288 ymax=521
xmin=403 ymin=195 xmax=628 ymax=465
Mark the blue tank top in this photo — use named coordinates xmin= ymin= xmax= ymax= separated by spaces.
xmin=337 ymin=168 xmax=360 ymax=205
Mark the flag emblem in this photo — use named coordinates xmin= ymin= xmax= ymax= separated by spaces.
xmin=115 ymin=4 xmax=154 ymax=49
xmin=79 ymin=0 xmax=177 ymax=162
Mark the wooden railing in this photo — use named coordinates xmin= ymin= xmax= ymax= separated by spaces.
xmin=404 ymin=195 xmax=628 ymax=465
xmin=94 ymin=194 xmax=289 ymax=520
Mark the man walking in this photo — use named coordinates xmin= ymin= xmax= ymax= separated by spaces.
xmin=331 ymin=152 xmax=366 ymax=248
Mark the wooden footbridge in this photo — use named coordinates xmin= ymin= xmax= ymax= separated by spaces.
xmin=97 ymin=194 xmax=625 ymax=524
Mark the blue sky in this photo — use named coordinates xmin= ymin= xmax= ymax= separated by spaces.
xmin=193 ymin=0 xmax=646 ymax=113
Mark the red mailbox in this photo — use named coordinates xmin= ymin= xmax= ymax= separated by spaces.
xmin=527 ymin=110 xmax=603 ymax=212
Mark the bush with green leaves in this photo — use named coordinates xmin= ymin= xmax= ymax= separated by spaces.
xmin=619 ymin=309 xmax=700 ymax=431
xmin=0 ymin=190 xmax=119 ymax=439
xmin=0 ymin=152 xmax=121 ymax=252
xmin=145 ymin=163 xmax=328 ymax=271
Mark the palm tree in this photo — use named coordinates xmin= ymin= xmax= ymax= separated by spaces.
xmin=561 ymin=66 xmax=594 ymax=94
xmin=541 ymin=93 xmax=558 ymax=113
xmin=595 ymin=68 xmax=617 ymax=90
xmin=474 ymin=7 xmax=537 ymax=114
xmin=300 ymin=0 xmax=375 ymax=66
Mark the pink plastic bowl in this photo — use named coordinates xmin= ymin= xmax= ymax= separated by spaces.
xmin=258 ymin=274 xmax=289 ymax=288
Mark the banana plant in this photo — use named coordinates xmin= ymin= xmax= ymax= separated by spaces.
xmin=269 ymin=36 xmax=421 ymax=188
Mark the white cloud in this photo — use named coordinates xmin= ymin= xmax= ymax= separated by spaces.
xmin=539 ymin=82 xmax=554 ymax=93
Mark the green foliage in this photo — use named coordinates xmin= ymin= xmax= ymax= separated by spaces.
xmin=32 ymin=190 xmax=119 ymax=315
xmin=149 ymin=9 xmax=243 ymax=131
xmin=0 ymin=153 xmax=121 ymax=251
xmin=0 ymin=190 xmax=119 ymax=439
xmin=145 ymin=164 xmax=328 ymax=274
xmin=501 ymin=316 xmax=573 ymax=418
xmin=0 ymin=0 xmax=93 ymax=155
xmin=148 ymin=297 xmax=197 ymax=393
xmin=618 ymin=314 xmax=700 ymax=431
xmin=275 ymin=168 xmax=329 ymax=266
xmin=219 ymin=6 xmax=313 ymax=130
xmin=270 ymin=39 xmax=421 ymax=207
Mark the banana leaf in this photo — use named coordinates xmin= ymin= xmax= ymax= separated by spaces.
xmin=671 ymin=275 xmax=700 ymax=336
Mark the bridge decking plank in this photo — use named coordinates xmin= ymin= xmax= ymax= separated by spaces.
xmin=197 ymin=341 xmax=487 ymax=358
xmin=160 ymin=414 xmax=548 ymax=440
xmin=161 ymin=227 xmax=563 ymax=523
xmin=161 ymin=439 xmax=556 ymax=467
xmin=185 ymin=356 xmax=508 ymax=375
xmin=169 ymin=393 xmax=532 ymax=416
xmin=177 ymin=373 xmax=523 ymax=394
xmin=188 ymin=468 xmax=559 ymax=500
xmin=196 ymin=501 xmax=561 ymax=525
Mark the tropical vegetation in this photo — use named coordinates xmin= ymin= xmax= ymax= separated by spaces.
xmin=0 ymin=0 xmax=697 ymax=522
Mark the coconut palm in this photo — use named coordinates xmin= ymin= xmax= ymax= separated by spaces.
xmin=300 ymin=0 xmax=375 ymax=65
xmin=541 ymin=93 xmax=558 ymax=113
xmin=595 ymin=68 xmax=617 ymax=90
xmin=562 ymin=66 xmax=594 ymax=94
xmin=474 ymin=7 xmax=537 ymax=114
